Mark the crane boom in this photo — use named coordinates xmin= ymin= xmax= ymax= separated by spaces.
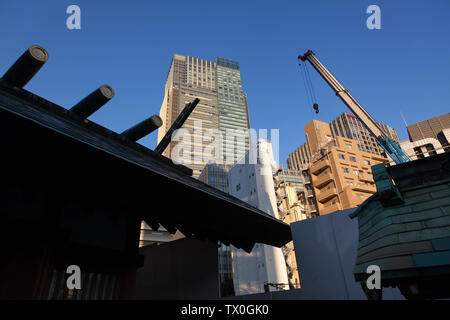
xmin=298 ymin=50 xmax=410 ymax=164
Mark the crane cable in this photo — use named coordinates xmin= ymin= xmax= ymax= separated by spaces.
xmin=300 ymin=62 xmax=319 ymax=115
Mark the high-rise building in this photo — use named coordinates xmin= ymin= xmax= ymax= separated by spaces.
xmin=216 ymin=57 xmax=250 ymax=164
xmin=198 ymin=163 xmax=230 ymax=193
xmin=308 ymin=134 xmax=387 ymax=215
xmin=158 ymin=54 xmax=250 ymax=178
xmin=288 ymin=115 xmax=399 ymax=216
xmin=407 ymin=113 xmax=450 ymax=142
xmin=198 ymin=163 xmax=234 ymax=296
xmin=287 ymin=141 xmax=311 ymax=170
xmin=330 ymin=113 xmax=400 ymax=156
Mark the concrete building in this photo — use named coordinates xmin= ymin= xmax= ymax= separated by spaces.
xmin=308 ymin=135 xmax=387 ymax=215
xmin=400 ymin=113 xmax=450 ymax=160
xmin=407 ymin=112 xmax=450 ymax=143
xmin=286 ymin=145 xmax=317 ymax=217
xmin=157 ymin=54 xmax=250 ymax=178
xmin=287 ymin=118 xmax=392 ymax=216
xmin=273 ymin=168 xmax=307 ymax=289
xmin=228 ymin=140 xmax=289 ymax=295
xmin=287 ymin=141 xmax=311 ymax=170
xmin=330 ymin=112 xmax=400 ymax=156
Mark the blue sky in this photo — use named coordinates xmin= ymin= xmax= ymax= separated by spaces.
xmin=1 ymin=0 xmax=449 ymax=166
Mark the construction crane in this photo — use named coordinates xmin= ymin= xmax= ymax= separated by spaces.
xmin=298 ymin=50 xmax=410 ymax=165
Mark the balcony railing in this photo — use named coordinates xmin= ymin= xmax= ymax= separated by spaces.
xmin=317 ymin=187 xmax=338 ymax=203
xmin=310 ymin=158 xmax=330 ymax=175
xmin=314 ymin=173 xmax=333 ymax=188
xmin=305 ymin=190 xmax=314 ymax=197
xmin=352 ymin=184 xmax=376 ymax=193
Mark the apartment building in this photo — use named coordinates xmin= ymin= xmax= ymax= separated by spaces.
xmin=309 ymin=136 xmax=387 ymax=215
xmin=273 ymin=168 xmax=306 ymax=289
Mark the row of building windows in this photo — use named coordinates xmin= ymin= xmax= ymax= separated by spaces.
xmin=338 ymin=153 xmax=371 ymax=165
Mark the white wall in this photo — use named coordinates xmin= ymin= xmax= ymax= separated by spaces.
xmin=228 ymin=139 xmax=289 ymax=295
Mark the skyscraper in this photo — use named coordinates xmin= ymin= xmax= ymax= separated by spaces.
xmin=216 ymin=57 xmax=250 ymax=164
xmin=158 ymin=54 xmax=250 ymax=178
xmin=198 ymin=163 xmax=234 ymax=296
xmin=287 ymin=141 xmax=311 ymax=170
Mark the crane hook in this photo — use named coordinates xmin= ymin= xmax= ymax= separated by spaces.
xmin=313 ymin=103 xmax=319 ymax=114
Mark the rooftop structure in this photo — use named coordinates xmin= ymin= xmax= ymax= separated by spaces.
xmin=0 ymin=45 xmax=291 ymax=299
xmin=350 ymin=152 xmax=450 ymax=299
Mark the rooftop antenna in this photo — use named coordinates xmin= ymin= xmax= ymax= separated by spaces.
xmin=400 ymin=111 xmax=408 ymax=127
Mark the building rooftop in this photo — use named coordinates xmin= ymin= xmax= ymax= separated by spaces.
xmin=0 ymin=49 xmax=291 ymax=253
xmin=349 ymin=152 xmax=450 ymax=298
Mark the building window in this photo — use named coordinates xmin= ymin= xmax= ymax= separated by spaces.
xmin=354 ymin=170 xmax=360 ymax=176
xmin=236 ymin=184 xmax=241 ymax=191
xmin=350 ymin=156 xmax=357 ymax=162
xmin=345 ymin=144 xmax=352 ymax=149
xmin=339 ymin=154 xmax=345 ymax=160
xmin=364 ymin=160 xmax=371 ymax=165
xmin=343 ymin=168 xmax=350 ymax=174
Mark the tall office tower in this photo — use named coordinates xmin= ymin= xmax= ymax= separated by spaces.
xmin=330 ymin=113 xmax=400 ymax=156
xmin=228 ymin=140 xmax=289 ymax=295
xmin=158 ymin=54 xmax=250 ymax=178
xmin=198 ymin=163 xmax=234 ymax=297
xmin=216 ymin=57 xmax=250 ymax=164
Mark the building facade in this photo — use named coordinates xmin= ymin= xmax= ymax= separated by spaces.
xmin=157 ymin=54 xmax=250 ymax=178
xmin=228 ymin=140 xmax=289 ymax=295
xmin=287 ymin=141 xmax=311 ymax=170
xmin=273 ymin=168 xmax=308 ymax=289
xmin=309 ymin=136 xmax=387 ymax=215
xmin=330 ymin=113 xmax=400 ymax=156
xmin=287 ymin=116 xmax=398 ymax=216
xmin=401 ymin=113 xmax=450 ymax=159
xmin=198 ymin=163 xmax=234 ymax=296
xmin=407 ymin=113 xmax=450 ymax=142
xmin=216 ymin=57 xmax=251 ymax=164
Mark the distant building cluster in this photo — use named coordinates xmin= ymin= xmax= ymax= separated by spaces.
xmin=148 ymin=52 xmax=450 ymax=299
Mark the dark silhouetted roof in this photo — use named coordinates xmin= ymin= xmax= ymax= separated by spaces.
xmin=0 ymin=80 xmax=291 ymax=252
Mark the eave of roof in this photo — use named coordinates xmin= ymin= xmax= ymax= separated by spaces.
xmin=0 ymin=80 xmax=292 ymax=252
